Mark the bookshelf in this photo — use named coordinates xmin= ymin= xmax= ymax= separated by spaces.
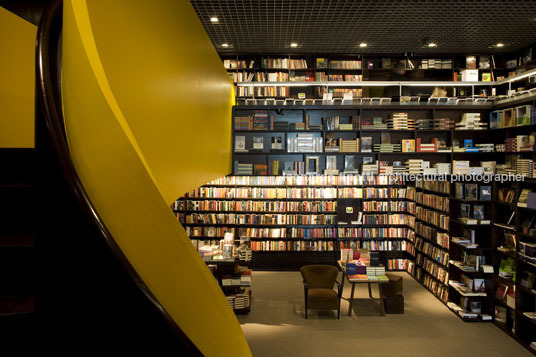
xmin=175 ymin=93 xmax=536 ymax=352
xmin=175 ymin=175 xmax=413 ymax=270
xmin=222 ymin=53 xmax=536 ymax=102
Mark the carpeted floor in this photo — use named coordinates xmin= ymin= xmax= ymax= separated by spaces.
xmin=237 ymin=271 xmax=531 ymax=357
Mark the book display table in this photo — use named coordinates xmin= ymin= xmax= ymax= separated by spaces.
xmin=338 ymin=260 xmax=389 ymax=316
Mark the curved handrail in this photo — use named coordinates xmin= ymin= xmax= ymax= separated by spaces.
xmin=35 ymin=1 xmax=201 ymax=353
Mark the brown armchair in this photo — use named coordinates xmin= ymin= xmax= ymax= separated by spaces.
xmin=300 ymin=265 xmax=342 ymax=319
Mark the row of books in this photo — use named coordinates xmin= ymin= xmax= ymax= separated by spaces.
xmin=316 ymin=58 xmax=362 ymax=69
xmin=454 ymin=183 xmax=492 ymax=201
xmin=362 ymin=200 xmax=414 ymax=212
xmin=175 ymin=200 xmax=337 ymax=213
xmin=250 ymin=240 xmax=336 ymax=251
xmin=236 ymin=86 xmax=289 ymax=97
xmin=224 ymin=59 xmax=254 ymax=69
xmin=208 ymin=174 xmax=404 ymax=186
xmin=416 ymin=255 xmax=449 ymax=284
xmin=417 ymin=240 xmax=450 ymax=267
xmin=184 ymin=186 xmax=411 ymax=199
xmin=416 ymin=206 xmax=450 ymax=230
xmin=416 ymin=192 xmax=449 ymax=212
xmin=415 ymin=223 xmax=450 ymax=249
xmin=235 ymin=96 xmax=498 ymax=105
xmin=416 ymin=179 xmax=450 ymax=194
xmin=356 ymin=239 xmax=414 ymax=253
xmin=234 ymin=114 xmax=500 ymax=132
xmin=337 ymin=227 xmax=412 ymax=239
xmin=419 ymin=272 xmax=449 ymax=303
xmin=261 ymin=58 xmax=308 ymax=69
xmin=489 ymin=105 xmax=535 ymax=128
xmin=315 ymin=73 xmax=363 ymax=81
xmin=387 ymin=258 xmax=415 ymax=272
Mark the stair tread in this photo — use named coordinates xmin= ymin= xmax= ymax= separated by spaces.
xmin=0 ymin=296 xmax=34 ymax=316
xmin=0 ymin=232 xmax=35 ymax=248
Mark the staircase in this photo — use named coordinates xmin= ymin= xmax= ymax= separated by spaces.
xmin=0 ymin=149 xmax=35 ymax=336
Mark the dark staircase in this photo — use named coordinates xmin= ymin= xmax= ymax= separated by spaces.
xmin=0 ymin=149 xmax=35 ymax=337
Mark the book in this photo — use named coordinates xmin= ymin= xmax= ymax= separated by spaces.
xmin=361 ymin=137 xmax=372 ymax=152
xmin=473 ymin=205 xmax=485 ymax=220
xmin=235 ymin=136 xmax=247 ymax=152
xmin=465 ymin=184 xmax=478 ymax=201
xmin=271 ymin=136 xmax=283 ymax=150
xmin=455 ymin=183 xmax=464 ymax=199
xmin=460 ymin=203 xmax=471 ymax=218
xmin=479 ymin=186 xmax=492 ymax=201
xmin=253 ymin=136 xmax=264 ymax=150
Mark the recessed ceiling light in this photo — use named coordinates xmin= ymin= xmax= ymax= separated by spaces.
xmin=290 ymin=43 xmax=298 ymax=48
xmin=221 ymin=43 xmax=229 ymax=48
xmin=210 ymin=17 xmax=219 ymax=23
xmin=428 ymin=42 xmax=437 ymax=48
xmin=359 ymin=42 xmax=368 ymax=48
xmin=495 ymin=42 xmax=505 ymax=48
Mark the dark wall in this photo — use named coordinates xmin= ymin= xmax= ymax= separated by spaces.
xmin=0 ymin=0 xmax=53 ymax=25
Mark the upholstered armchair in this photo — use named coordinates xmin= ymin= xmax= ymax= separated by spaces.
xmin=300 ymin=265 xmax=342 ymax=319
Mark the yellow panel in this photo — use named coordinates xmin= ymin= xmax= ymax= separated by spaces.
xmin=63 ymin=1 xmax=249 ymax=356
xmin=0 ymin=7 xmax=36 ymax=148
xmin=84 ymin=0 xmax=234 ymax=204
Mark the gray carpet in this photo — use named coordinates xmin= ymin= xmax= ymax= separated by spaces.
xmin=237 ymin=271 xmax=531 ymax=357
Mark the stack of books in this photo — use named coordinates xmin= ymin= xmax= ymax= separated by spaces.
xmin=323 ymin=116 xmax=340 ymax=130
xmin=252 ymin=110 xmax=269 ymax=130
xmin=290 ymin=122 xmax=305 ymax=130
xmin=225 ymin=295 xmax=234 ymax=308
xmin=288 ymin=134 xmax=323 ymax=152
xmin=392 ymin=161 xmax=407 ymax=174
xmin=517 ymin=159 xmax=533 ymax=176
xmin=373 ymin=143 xmax=402 ymax=152
xmin=366 ymin=266 xmax=387 ymax=281
xmin=273 ymin=121 xmax=289 ymax=131
xmin=475 ymin=143 xmax=494 ymax=152
xmin=362 ymin=163 xmax=378 ymax=175
xmin=496 ymin=164 xmax=517 ymax=176
xmin=254 ymin=164 xmax=268 ymax=175
xmin=453 ymin=160 xmax=470 ymax=174
xmin=379 ymin=161 xmax=394 ymax=175
xmin=456 ymin=113 xmax=486 ymax=130
xmin=387 ymin=113 xmax=416 ymax=130
xmin=340 ymin=138 xmax=360 ymax=152
xmin=417 ymin=119 xmax=435 ymax=130
xmin=495 ymin=143 xmax=506 ymax=152
xmin=361 ymin=117 xmax=387 ymax=130
xmin=417 ymin=138 xmax=437 ymax=152
xmin=339 ymin=123 xmax=353 ymax=130
xmin=234 ymin=161 xmax=253 ymax=175
xmin=434 ymin=118 xmax=455 ymax=129
xmin=434 ymin=163 xmax=451 ymax=174
xmin=234 ymin=290 xmax=250 ymax=310
xmin=505 ymin=138 xmax=517 ymax=152
xmin=416 ymin=118 xmax=454 ymax=130
xmin=406 ymin=159 xmax=426 ymax=174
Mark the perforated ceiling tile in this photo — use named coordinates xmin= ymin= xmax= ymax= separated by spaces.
xmin=190 ymin=0 xmax=536 ymax=54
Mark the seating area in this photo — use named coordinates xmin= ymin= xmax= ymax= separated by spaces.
xmin=301 ymin=264 xmax=404 ymax=319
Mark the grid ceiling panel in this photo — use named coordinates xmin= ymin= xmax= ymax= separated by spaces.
xmin=190 ymin=0 xmax=536 ymax=54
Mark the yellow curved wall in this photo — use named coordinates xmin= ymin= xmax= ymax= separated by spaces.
xmin=62 ymin=1 xmax=248 ymax=355
xmin=0 ymin=6 xmax=36 ymax=148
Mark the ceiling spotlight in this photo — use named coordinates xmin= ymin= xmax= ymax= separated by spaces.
xmin=495 ymin=42 xmax=505 ymax=48
xmin=221 ymin=43 xmax=229 ymax=48
xmin=428 ymin=42 xmax=437 ymax=48
xmin=210 ymin=17 xmax=219 ymax=23
xmin=290 ymin=43 xmax=298 ymax=48
xmin=359 ymin=42 xmax=368 ymax=48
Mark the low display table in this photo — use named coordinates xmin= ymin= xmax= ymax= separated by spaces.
xmin=337 ymin=260 xmax=388 ymax=317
